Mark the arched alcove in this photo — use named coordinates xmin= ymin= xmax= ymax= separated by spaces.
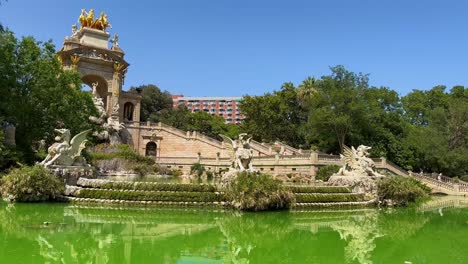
xmin=123 ymin=102 xmax=134 ymax=121
xmin=145 ymin=142 xmax=157 ymax=157
xmin=81 ymin=74 xmax=109 ymax=109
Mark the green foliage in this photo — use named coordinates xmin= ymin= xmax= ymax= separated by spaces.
xmin=0 ymin=128 xmax=20 ymax=170
xmin=76 ymin=189 xmax=223 ymax=202
xmin=0 ymin=29 xmax=97 ymax=168
xmin=129 ymin=84 xmax=173 ymax=122
xmin=78 ymin=179 xmax=216 ymax=192
xmin=316 ymin=165 xmax=340 ymax=182
xmin=294 ymin=193 xmax=365 ymax=203
xmin=377 ymin=176 xmax=431 ymax=207
xmin=130 ymin=163 xmax=158 ymax=176
xmin=460 ymin=175 xmax=468 ymax=182
xmin=170 ymin=169 xmax=183 ymax=177
xmin=240 ymin=66 xmax=468 ymax=177
xmin=151 ymin=106 xmax=240 ymax=141
xmin=132 ymin=84 xmax=240 ymax=141
xmin=289 ymin=186 xmax=351 ymax=193
xmin=240 ymin=82 xmax=306 ymax=146
xmin=90 ymin=144 xmax=155 ymax=164
xmin=190 ymin=162 xmax=205 ymax=177
xmin=206 ymin=170 xmax=214 ymax=180
xmin=224 ymin=172 xmax=294 ymax=211
xmin=0 ymin=165 xmax=65 ymax=202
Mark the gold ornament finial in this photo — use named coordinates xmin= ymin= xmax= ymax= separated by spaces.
xmin=70 ymin=55 xmax=80 ymax=69
xmin=113 ymin=63 xmax=125 ymax=75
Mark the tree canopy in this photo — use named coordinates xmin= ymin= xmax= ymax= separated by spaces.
xmin=240 ymin=66 xmax=468 ymax=177
xmin=0 ymin=29 xmax=96 ymax=167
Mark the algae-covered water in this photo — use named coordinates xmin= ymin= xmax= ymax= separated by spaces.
xmin=0 ymin=197 xmax=467 ymax=264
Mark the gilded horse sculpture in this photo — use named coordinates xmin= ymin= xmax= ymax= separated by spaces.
xmin=78 ymin=9 xmax=112 ymax=32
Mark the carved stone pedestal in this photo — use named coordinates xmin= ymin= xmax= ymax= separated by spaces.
xmin=49 ymin=165 xmax=96 ymax=185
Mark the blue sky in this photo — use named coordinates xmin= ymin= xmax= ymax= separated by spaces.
xmin=1 ymin=0 xmax=467 ymax=96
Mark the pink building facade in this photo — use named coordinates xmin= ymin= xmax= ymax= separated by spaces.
xmin=172 ymin=95 xmax=244 ymax=124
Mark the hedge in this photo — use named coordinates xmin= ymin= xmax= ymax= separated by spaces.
xmin=294 ymin=193 xmax=365 ymax=203
xmin=76 ymin=189 xmax=224 ymax=202
xmin=289 ymin=186 xmax=352 ymax=194
xmin=77 ymin=178 xmax=216 ymax=192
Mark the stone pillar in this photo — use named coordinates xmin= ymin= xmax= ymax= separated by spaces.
xmin=215 ymin=152 xmax=220 ymax=173
xmin=309 ymin=151 xmax=318 ymax=164
xmin=454 ymin=184 xmax=460 ymax=195
xmin=274 ymin=153 xmax=280 ymax=176
xmin=380 ymin=157 xmax=387 ymax=167
xmin=134 ymin=101 xmax=141 ymax=122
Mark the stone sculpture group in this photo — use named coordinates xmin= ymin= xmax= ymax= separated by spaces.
xmin=219 ymin=133 xmax=257 ymax=184
xmin=89 ymin=82 xmax=126 ymax=145
xmin=328 ymin=145 xmax=385 ymax=197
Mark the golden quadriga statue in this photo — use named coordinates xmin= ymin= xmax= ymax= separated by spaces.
xmin=78 ymin=9 xmax=112 ymax=31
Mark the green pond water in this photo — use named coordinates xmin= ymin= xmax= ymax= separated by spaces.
xmin=1 ymin=197 xmax=467 ymax=264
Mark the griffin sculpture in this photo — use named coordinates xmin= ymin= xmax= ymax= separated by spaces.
xmin=336 ymin=145 xmax=383 ymax=177
xmin=40 ymin=129 xmax=91 ymax=168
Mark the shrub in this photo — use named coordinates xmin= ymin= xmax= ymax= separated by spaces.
xmin=190 ymin=163 xmax=205 ymax=177
xmin=77 ymin=178 xmax=217 ymax=192
xmin=171 ymin=169 xmax=183 ymax=177
xmin=224 ymin=172 xmax=294 ymax=211
xmin=76 ymin=189 xmax=223 ymax=202
xmin=130 ymin=163 xmax=158 ymax=176
xmin=316 ymin=165 xmax=340 ymax=182
xmin=0 ymin=165 xmax=65 ymax=202
xmin=294 ymin=193 xmax=365 ymax=203
xmin=289 ymin=186 xmax=352 ymax=193
xmin=90 ymin=144 xmax=154 ymax=165
xmin=377 ymin=176 xmax=431 ymax=207
xmin=206 ymin=170 xmax=214 ymax=181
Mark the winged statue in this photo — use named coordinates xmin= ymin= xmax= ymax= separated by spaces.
xmin=336 ymin=145 xmax=383 ymax=177
xmin=219 ymin=133 xmax=255 ymax=172
xmin=40 ymin=129 xmax=91 ymax=168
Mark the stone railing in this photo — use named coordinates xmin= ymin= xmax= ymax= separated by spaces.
xmin=411 ymin=173 xmax=456 ymax=191
xmin=383 ymin=160 xmax=409 ymax=176
xmin=317 ymin=154 xmax=341 ymax=163
xmin=250 ymin=140 xmax=272 ymax=154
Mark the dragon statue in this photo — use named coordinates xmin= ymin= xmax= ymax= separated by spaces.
xmin=336 ymin=145 xmax=384 ymax=177
xmin=40 ymin=129 xmax=91 ymax=168
xmin=219 ymin=133 xmax=255 ymax=172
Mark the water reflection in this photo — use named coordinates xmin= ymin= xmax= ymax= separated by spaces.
xmin=1 ymin=197 xmax=468 ymax=264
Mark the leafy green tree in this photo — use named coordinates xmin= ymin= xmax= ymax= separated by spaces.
xmin=305 ymin=66 xmax=370 ymax=152
xmin=0 ymin=29 xmax=96 ymax=165
xmin=129 ymin=84 xmax=173 ymax=122
xmin=402 ymin=86 xmax=468 ymax=176
xmin=241 ymin=82 xmax=306 ymax=147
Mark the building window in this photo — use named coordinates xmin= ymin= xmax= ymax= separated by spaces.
xmin=123 ymin=102 xmax=134 ymax=121
xmin=145 ymin=142 xmax=157 ymax=157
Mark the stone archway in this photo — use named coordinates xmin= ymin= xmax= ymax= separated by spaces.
xmin=145 ymin=142 xmax=157 ymax=157
xmin=123 ymin=102 xmax=134 ymax=121
xmin=82 ymin=74 xmax=109 ymax=109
